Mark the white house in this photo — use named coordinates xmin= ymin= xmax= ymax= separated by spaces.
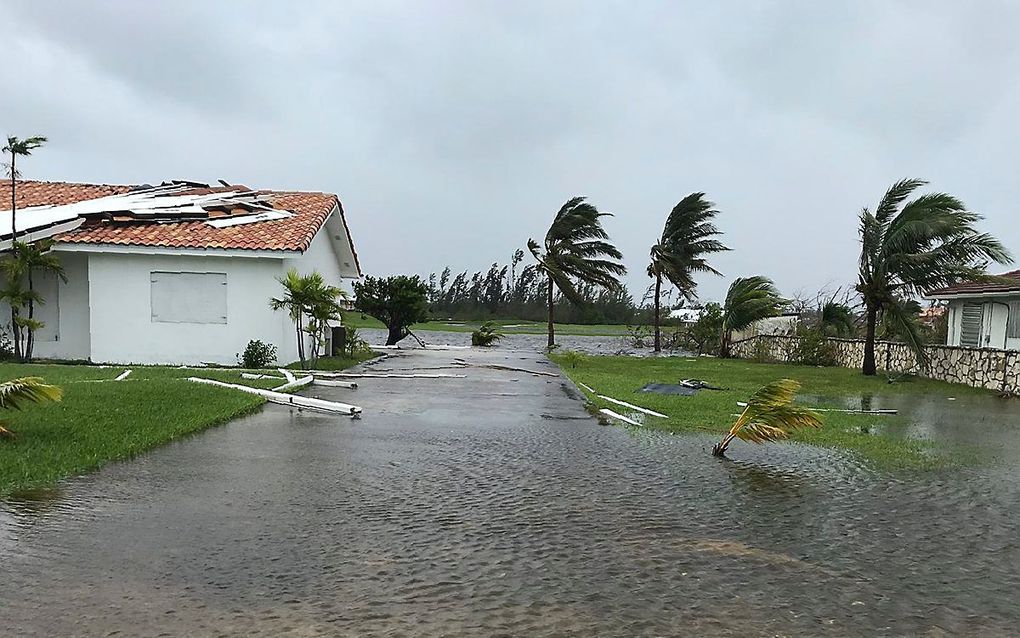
xmin=667 ymin=307 xmax=704 ymax=324
xmin=927 ymin=270 xmax=1020 ymax=350
xmin=731 ymin=313 xmax=800 ymax=342
xmin=0 ymin=179 xmax=361 ymax=365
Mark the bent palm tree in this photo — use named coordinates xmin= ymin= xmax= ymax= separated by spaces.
xmin=820 ymin=301 xmax=855 ymax=337
xmin=4 ymin=239 xmax=67 ymax=360
xmin=529 ymin=197 xmax=626 ymax=347
xmin=857 ymin=178 xmax=1011 ymax=375
xmin=270 ymin=269 xmax=317 ymax=368
xmin=3 ymin=135 xmax=47 ymax=242
xmin=0 ymin=376 xmax=62 ymax=439
xmin=648 ymin=193 xmax=729 ymax=352
xmin=720 ymin=276 xmax=786 ymax=357
xmin=712 ymin=379 xmax=821 ymax=457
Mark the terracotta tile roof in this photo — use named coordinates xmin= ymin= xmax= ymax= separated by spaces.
xmin=0 ymin=179 xmax=347 ymax=255
xmin=927 ymin=270 xmax=1020 ymax=297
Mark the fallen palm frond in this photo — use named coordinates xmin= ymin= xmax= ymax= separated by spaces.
xmin=0 ymin=377 xmax=63 ymax=439
xmin=712 ymin=379 xmax=821 ymax=457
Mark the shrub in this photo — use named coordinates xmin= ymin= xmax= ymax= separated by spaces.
xmin=749 ymin=337 xmax=774 ymax=363
xmin=0 ymin=329 xmax=13 ymax=362
xmin=793 ymin=329 xmax=839 ymax=367
xmin=238 ymin=339 xmax=277 ymax=368
xmin=560 ymin=350 xmax=588 ymax=368
xmin=338 ymin=326 xmax=371 ymax=358
xmin=471 ymin=322 xmax=504 ymax=347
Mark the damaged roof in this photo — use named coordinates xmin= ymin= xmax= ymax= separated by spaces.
xmin=0 ymin=180 xmax=361 ymax=274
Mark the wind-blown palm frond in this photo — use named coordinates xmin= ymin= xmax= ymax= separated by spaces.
xmin=820 ymin=301 xmax=855 ymax=337
xmin=719 ymin=276 xmax=786 ymax=357
xmin=857 ymin=178 xmax=1011 ymax=374
xmin=0 ymin=376 xmax=63 ymax=439
xmin=712 ymin=379 xmax=822 ymax=456
xmin=648 ymin=193 xmax=729 ymax=351
xmin=529 ymin=197 xmax=626 ymax=347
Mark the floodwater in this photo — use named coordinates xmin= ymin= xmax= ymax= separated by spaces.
xmin=3 ymin=347 xmax=1020 ymax=636
xmin=358 ymin=327 xmax=681 ymax=356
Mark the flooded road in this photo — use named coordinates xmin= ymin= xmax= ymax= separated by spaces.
xmin=3 ymin=348 xmax=1020 ymax=636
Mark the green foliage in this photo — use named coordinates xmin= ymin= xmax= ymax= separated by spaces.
xmin=720 ymin=276 xmax=786 ymax=357
xmin=0 ymin=239 xmax=66 ymax=361
xmin=857 ymin=178 xmax=1011 ymax=374
xmin=0 ymin=376 xmax=62 ymax=439
xmin=712 ymin=379 xmax=822 ymax=456
xmin=528 ymin=197 xmax=626 ymax=346
xmin=648 ymin=193 xmax=729 ymax=351
xmin=820 ymin=301 xmax=856 ymax=337
xmin=270 ymin=269 xmax=346 ymax=369
xmin=559 ymin=350 xmax=588 ymax=369
xmin=471 ymin=322 xmax=504 ymax=347
xmin=678 ymin=302 xmax=723 ymax=355
xmin=337 ymin=326 xmax=371 ymax=359
xmin=237 ymin=340 xmax=277 ymax=369
xmin=354 ymin=275 xmax=430 ymax=346
xmin=793 ymin=328 xmax=840 ymax=367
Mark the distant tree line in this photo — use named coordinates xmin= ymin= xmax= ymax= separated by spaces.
xmin=425 ymin=249 xmax=637 ymax=325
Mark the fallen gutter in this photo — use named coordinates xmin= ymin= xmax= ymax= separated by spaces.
xmin=188 ymin=377 xmax=362 ymax=415
xmin=273 ymin=375 xmax=313 ymax=392
xmin=597 ymin=395 xmax=668 ymax=418
xmin=114 ymin=369 xmax=132 ymax=381
xmin=599 ymin=408 xmax=642 ymax=426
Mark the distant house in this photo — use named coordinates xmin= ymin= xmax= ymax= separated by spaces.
xmin=731 ymin=313 xmax=799 ymax=342
xmin=0 ymin=180 xmax=361 ymax=365
xmin=667 ymin=307 xmax=704 ymax=324
xmin=927 ymin=270 xmax=1020 ymax=350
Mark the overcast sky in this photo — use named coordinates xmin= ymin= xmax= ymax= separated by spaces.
xmin=2 ymin=1 xmax=1018 ymax=303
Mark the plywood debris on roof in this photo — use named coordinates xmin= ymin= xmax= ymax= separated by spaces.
xmin=0 ymin=181 xmax=293 ymax=249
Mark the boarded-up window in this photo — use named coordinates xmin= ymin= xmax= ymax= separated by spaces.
xmin=34 ymin=270 xmax=60 ymax=342
xmin=150 ymin=272 xmax=227 ymax=324
xmin=1008 ymin=301 xmax=1020 ymax=339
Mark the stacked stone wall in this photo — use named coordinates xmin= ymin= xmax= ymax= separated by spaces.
xmin=729 ymin=335 xmax=1020 ymax=394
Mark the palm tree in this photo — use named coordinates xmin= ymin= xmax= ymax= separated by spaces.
xmin=0 ymin=376 xmax=62 ymax=439
xmin=712 ymin=378 xmax=821 ymax=457
xmin=856 ymin=178 xmax=1011 ymax=375
xmin=648 ymin=193 xmax=729 ymax=352
xmin=3 ymin=135 xmax=47 ymax=242
xmin=719 ymin=276 xmax=786 ymax=357
xmin=820 ymin=301 xmax=855 ymax=337
xmin=270 ymin=268 xmax=316 ymax=368
xmin=2 ymin=239 xmax=67 ymax=361
xmin=528 ymin=197 xmax=626 ymax=348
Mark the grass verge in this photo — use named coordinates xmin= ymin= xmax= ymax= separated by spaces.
xmin=549 ymin=354 xmax=991 ymax=470
xmin=0 ymin=356 xmax=373 ymax=495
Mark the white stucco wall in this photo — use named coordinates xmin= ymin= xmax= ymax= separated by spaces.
xmin=944 ymin=298 xmax=1019 ymax=351
xmin=87 ymin=252 xmax=290 ymax=365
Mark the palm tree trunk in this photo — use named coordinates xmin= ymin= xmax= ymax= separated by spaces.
xmin=712 ymin=432 xmax=736 ymax=457
xmin=719 ymin=329 xmax=731 ymax=358
xmin=653 ymin=271 xmax=662 ymax=353
xmin=10 ymin=308 xmax=21 ymax=361
xmin=10 ymin=151 xmax=16 ymax=242
xmin=862 ymin=302 xmax=878 ymax=376
xmin=26 ymin=269 xmax=34 ymax=361
xmin=546 ymin=272 xmax=555 ymax=348
xmin=296 ymin=315 xmax=306 ymax=369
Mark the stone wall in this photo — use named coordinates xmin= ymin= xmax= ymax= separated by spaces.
xmin=730 ymin=334 xmax=1020 ymax=394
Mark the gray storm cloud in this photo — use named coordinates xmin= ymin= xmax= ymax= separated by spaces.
xmin=2 ymin=0 xmax=1017 ymax=303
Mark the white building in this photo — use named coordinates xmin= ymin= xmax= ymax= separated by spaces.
xmin=731 ymin=313 xmax=799 ymax=342
xmin=927 ymin=270 xmax=1020 ymax=350
xmin=0 ymin=180 xmax=361 ymax=365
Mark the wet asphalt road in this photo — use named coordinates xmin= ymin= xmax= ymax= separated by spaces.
xmin=3 ymin=347 xmax=1020 ymax=636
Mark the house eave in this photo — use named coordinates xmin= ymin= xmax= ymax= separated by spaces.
xmin=51 ymin=242 xmax=303 ymax=260
xmin=926 ymin=290 xmax=1020 ymax=301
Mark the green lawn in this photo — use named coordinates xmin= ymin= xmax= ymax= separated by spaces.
xmin=550 ymin=354 xmax=991 ymax=469
xmin=0 ymin=358 xmax=371 ymax=495
xmin=342 ymin=311 xmax=641 ymax=337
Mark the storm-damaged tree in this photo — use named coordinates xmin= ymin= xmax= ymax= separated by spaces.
xmin=0 ymin=376 xmax=62 ymax=439
xmin=3 ymin=135 xmax=47 ymax=243
xmin=648 ymin=193 xmax=729 ymax=352
xmin=354 ymin=275 xmax=429 ymax=346
xmin=856 ymin=178 xmax=1011 ymax=375
xmin=712 ymin=378 xmax=822 ymax=457
xmin=528 ymin=197 xmax=626 ymax=348
xmin=719 ymin=276 xmax=786 ymax=358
